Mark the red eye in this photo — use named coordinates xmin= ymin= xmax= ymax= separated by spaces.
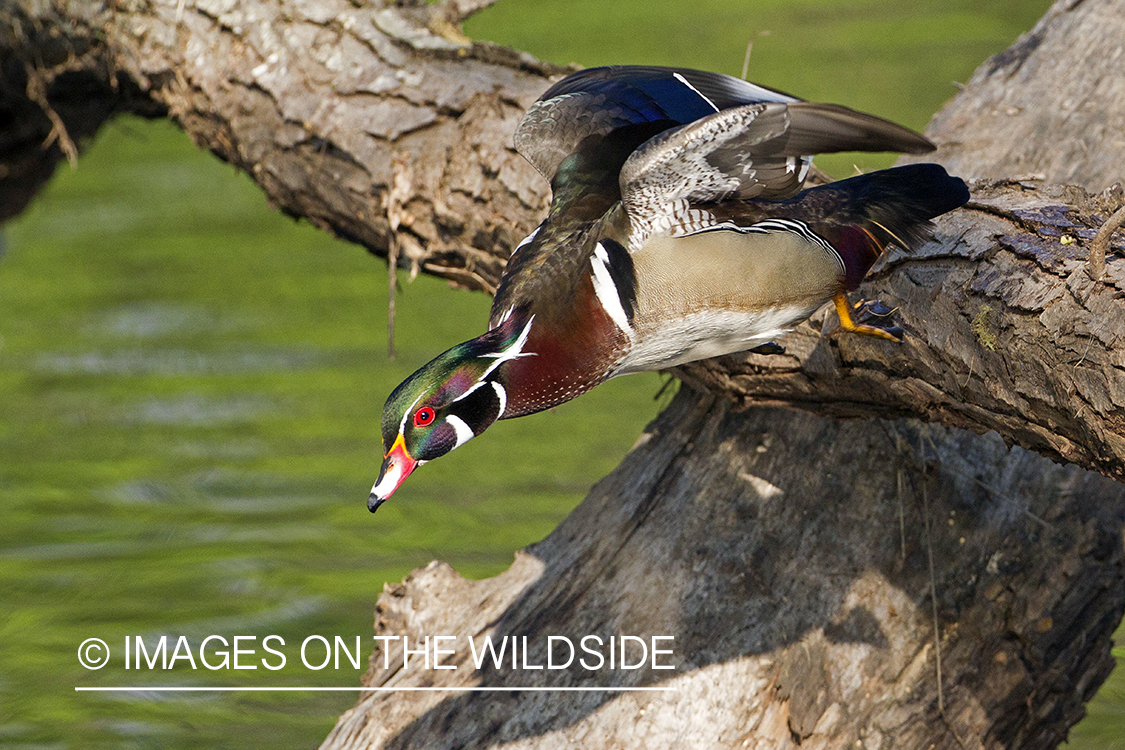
xmin=413 ymin=406 xmax=436 ymax=427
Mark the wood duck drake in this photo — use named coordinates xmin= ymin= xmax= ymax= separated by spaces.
xmin=369 ymin=65 xmax=969 ymax=510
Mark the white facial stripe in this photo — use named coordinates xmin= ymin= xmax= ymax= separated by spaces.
xmin=673 ymin=73 xmax=720 ymax=113
xmin=452 ymin=379 xmax=488 ymax=403
xmin=591 ymin=243 xmax=635 ymax=337
xmin=398 ymin=393 xmax=425 ymax=436
xmin=481 ymin=315 xmax=536 ymax=379
xmin=445 ymin=414 xmax=475 ymax=449
xmin=491 ymin=381 xmax=508 ymax=418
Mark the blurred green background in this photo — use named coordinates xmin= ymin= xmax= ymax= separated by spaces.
xmin=3 ymin=0 xmax=1122 ymax=747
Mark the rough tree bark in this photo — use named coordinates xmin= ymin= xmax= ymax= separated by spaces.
xmin=2 ymin=0 xmax=1124 ymax=748
xmin=0 ymin=0 xmax=559 ymax=286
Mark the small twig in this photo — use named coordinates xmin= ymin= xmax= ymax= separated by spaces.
xmin=1086 ymin=203 xmax=1125 ymax=280
xmin=421 ymin=262 xmax=498 ymax=295
xmin=971 ymin=478 xmax=1055 ymax=532
xmin=890 ymin=431 xmax=970 ymax=750
xmin=39 ymin=110 xmax=79 ymax=167
xmin=924 ymin=432 xmax=1056 ymax=533
xmin=1076 ymin=333 xmax=1095 ymax=367
xmin=653 ymin=374 xmax=678 ymax=403
xmin=915 ymin=437 xmax=975 ymax=750
xmin=1022 ymin=507 xmax=1054 ymax=531
xmin=25 ymin=65 xmax=78 ymax=167
xmin=741 ymin=41 xmax=753 ymax=80
xmin=386 ymin=153 xmax=415 ymax=361
xmin=960 ymin=354 xmax=975 ymax=388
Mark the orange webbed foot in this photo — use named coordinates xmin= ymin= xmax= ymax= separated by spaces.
xmin=833 ymin=293 xmax=904 ymax=342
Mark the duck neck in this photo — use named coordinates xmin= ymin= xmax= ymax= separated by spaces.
xmin=493 ymin=300 xmax=624 ymax=420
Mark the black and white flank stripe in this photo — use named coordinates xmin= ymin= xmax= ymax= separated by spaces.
xmin=589 ymin=239 xmax=637 ymax=338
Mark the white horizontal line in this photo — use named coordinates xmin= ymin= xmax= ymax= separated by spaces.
xmin=76 ymin=686 xmax=676 ymax=693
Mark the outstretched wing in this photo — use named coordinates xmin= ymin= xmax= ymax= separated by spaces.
xmin=619 ymin=100 xmax=935 ymax=246
xmin=514 ymin=66 xmax=799 ymax=183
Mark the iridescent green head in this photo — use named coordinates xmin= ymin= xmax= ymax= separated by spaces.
xmin=368 ymin=314 xmax=533 ymax=511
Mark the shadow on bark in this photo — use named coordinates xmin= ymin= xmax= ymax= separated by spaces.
xmin=326 ymin=388 xmax=1125 ymax=749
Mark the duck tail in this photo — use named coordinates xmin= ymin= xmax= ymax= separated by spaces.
xmin=812 ymin=163 xmax=969 ymax=289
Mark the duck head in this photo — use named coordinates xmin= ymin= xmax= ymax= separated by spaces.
xmin=368 ymin=313 xmax=534 ymax=511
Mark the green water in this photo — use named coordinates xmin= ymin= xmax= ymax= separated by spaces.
xmin=0 ymin=117 xmax=668 ymax=747
xmin=3 ymin=0 xmax=1120 ymax=747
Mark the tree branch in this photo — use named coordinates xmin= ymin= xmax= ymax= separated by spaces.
xmin=1 ymin=0 xmax=564 ymax=288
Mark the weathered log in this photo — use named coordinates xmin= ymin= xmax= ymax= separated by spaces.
xmin=3 ymin=0 xmax=1125 ymax=748
xmin=324 ymin=392 xmax=1124 ymax=749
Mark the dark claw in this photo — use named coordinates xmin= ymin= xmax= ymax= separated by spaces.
xmin=750 ymin=342 xmax=786 ymax=355
xmin=854 ymin=300 xmax=896 ymax=319
xmin=878 ymin=325 xmax=905 ymax=341
xmin=852 ymin=299 xmax=904 ymax=340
